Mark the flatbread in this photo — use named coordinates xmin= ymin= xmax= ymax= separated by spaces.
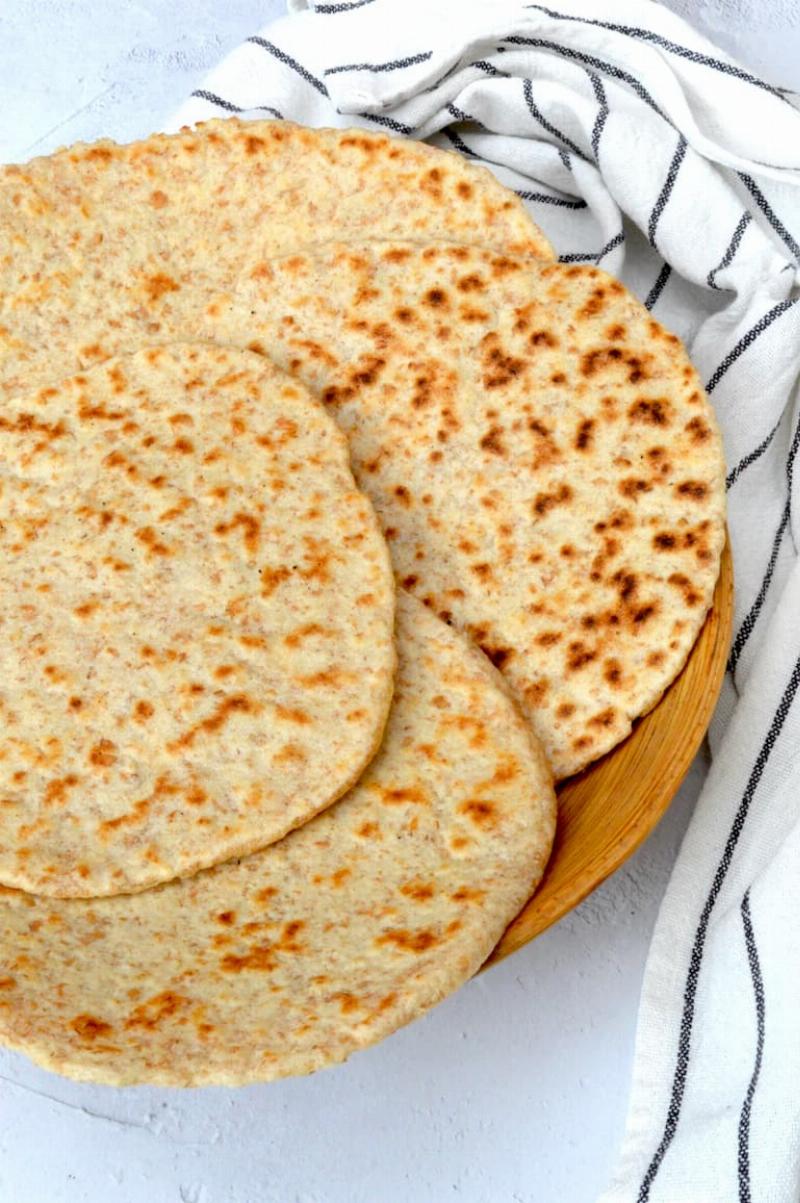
xmin=0 ymin=118 xmax=551 ymax=399
xmin=0 ymin=593 xmax=555 ymax=1086
xmin=199 ymin=243 xmax=726 ymax=778
xmin=0 ymin=343 xmax=395 ymax=897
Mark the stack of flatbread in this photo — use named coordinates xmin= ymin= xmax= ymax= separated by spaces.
xmin=0 ymin=120 xmax=725 ymax=1086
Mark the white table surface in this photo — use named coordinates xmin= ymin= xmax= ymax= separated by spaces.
xmin=0 ymin=4 xmax=797 ymax=1202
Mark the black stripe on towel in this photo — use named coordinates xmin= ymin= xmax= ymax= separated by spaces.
xmin=247 ymin=37 xmax=329 ymax=97
xmin=706 ymin=297 xmax=798 ymax=395
xmin=737 ymin=890 xmax=766 ymax=1203
xmin=708 ymin=212 xmax=753 ymax=289
xmin=648 ymin=135 xmax=687 ymax=247
xmin=357 ymin=111 xmax=413 ymax=135
xmin=472 ymin=59 xmax=510 ymax=78
xmin=644 ymin=262 xmax=672 ymax=310
xmin=506 ymin=36 xmax=670 ymax=122
xmin=726 ymin=419 xmax=781 ymax=490
xmin=315 ymin=0 xmax=377 ymax=11
xmin=191 ymin=91 xmax=284 ymax=120
xmin=522 ymin=78 xmax=583 ymax=157
xmin=559 ymin=230 xmax=624 ymax=264
xmin=525 ymin=5 xmax=791 ymax=104
xmin=739 ymin=173 xmax=800 ymax=261
xmin=324 ymin=51 xmax=432 ymax=76
xmin=192 ymin=90 xmax=242 ymax=112
xmin=516 ymin=189 xmax=587 ymax=210
xmin=587 ymin=71 xmax=609 ymax=160
xmin=637 ymin=653 xmax=800 ymax=1201
xmin=443 ymin=128 xmax=477 ymax=158
xmin=447 ymin=101 xmax=481 ymax=125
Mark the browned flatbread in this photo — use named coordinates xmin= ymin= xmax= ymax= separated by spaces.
xmin=0 ymin=593 xmax=555 ymax=1086
xmin=0 ymin=118 xmax=551 ymax=401
xmin=196 ymin=242 xmax=726 ymax=777
xmin=0 ymin=343 xmax=395 ymax=897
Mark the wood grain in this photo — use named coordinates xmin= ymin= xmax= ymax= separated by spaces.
xmin=487 ymin=538 xmax=734 ymax=966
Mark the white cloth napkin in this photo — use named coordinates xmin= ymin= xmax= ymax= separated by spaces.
xmin=170 ymin=3 xmax=800 ymax=1198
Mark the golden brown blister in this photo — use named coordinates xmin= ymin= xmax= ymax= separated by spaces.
xmin=0 ymin=594 xmax=555 ymax=1086
xmin=0 ymin=343 xmax=395 ymax=897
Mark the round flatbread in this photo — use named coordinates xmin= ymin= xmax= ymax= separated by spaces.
xmin=0 ymin=118 xmax=551 ymax=400
xmin=199 ymin=242 xmax=726 ymax=778
xmin=0 ymin=593 xmax=555 ymax=1086
xmin=0 ymin=343 xmax=395 ymax=897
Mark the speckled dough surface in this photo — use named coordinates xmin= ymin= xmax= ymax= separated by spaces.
xmin=0 ymin=343 xmax=396 ymax=897
xmin=0 ymin=593 xmax=555 ymax=1086
xmin=199 ymin=243 xmax=726 ymax=778
xmin=0 ymin=118 xmax=551 ymax=401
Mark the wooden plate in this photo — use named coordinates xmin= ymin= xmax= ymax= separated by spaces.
xmin=487 ymin=538 xmax=734 ymax=966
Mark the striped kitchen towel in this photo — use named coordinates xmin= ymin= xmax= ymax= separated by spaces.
xmin=171 ymin=2 xmax=800 ymax=1199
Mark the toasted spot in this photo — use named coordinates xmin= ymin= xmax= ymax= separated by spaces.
xmin=215 ymin=511 xmax=261 ymax=555
xmin=578 ymin=285 xmax=607 ymax=319
xmin=480 ymin=425 xmax=506 ymax=455
xmin=482 ymin=334 xmax=525 ymax=388
xmin=619 ymin=477 xmax=653 ymax=499
xmin=604 ymin=659 xmax=623 ymax=687
xmin=275 ymin=705 xmax=311 ymax=725
xmin=70 ymin=1014 xmax=113 ymax=1041
xmin=675 ymin=480 xmax=709 ymax=500
xmin=451 ymin=886 xmax=485 ymax=904
xmin=533 ymin=483 xmax=573 ymax=517
xmin=169 ymin=694 xmax=258 ymax=751
xmin=575 ymin=418 xmax=595 ymax=451
xmin=685 ymin=416 xmax=711 ymax=442
xmin=400 ymin=880 xmax=435 ymax=902
xmin=589 ymin=707 xmax=617 ymax=729
xmin=221 ymin=920 xmax=305 ymax=972
xmin=524 ymin=678 xmax=549 ymax=706
xmin=566 ymin=641 xmax=596 ymax=671
xmin=479 ymin=643 xmax=513 ymax=669
xmin=145 ymin=273 xmax=180 ymax=303
xmin=629 ymin=397 xmax=673 ymax=426
xmin=529 ymin=329 xmax=555 ymax=348
xmin=380 ymin=785 xmax=427 ymax=806
xmin=43 ymin=774 xmax=79 ymax=808
xmin=261 ymin=565 xmax=291 ymax=597
xmin=73 ymin=600 xmax=99 ymax=618
xmin=375 ymin=928 xmax=439 ymax=954
xmin=423 ymin=288 xmax=448 ymax=308
xmin=459 ymin=799 xmax=498 ymax=828
xmin=125 ymin=991 xmax=189 ymax=1030
xmin=135 ymin=525 xmax=171 ymax=556
xmin=668 ymin=572 xmax=703 ymax=606
xmin=88 ymin=739 xmax=117 ymax=768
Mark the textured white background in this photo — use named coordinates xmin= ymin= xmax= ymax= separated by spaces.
xmin=0 ymin=4 xmax=797 ymax=1202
